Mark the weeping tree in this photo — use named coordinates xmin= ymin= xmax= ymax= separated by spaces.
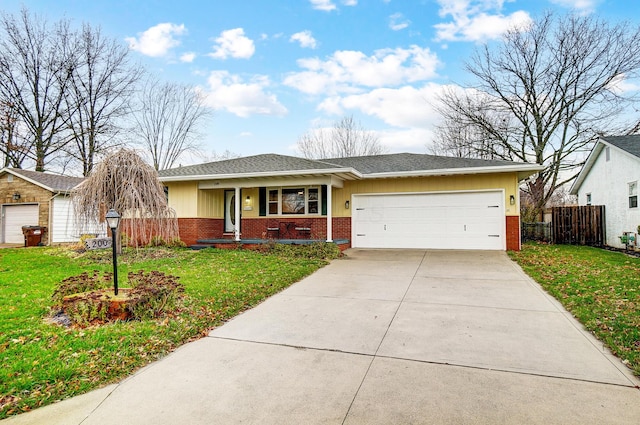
xmin=72 ymin=148 xmax=180 ymax=249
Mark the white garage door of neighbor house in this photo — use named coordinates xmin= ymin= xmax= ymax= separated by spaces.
xmin=52 ymin=196 xmax=79 ymax=243
xmin=3 ymin=204 xmax=39 ymax=244
xmin=352 ymin=191 xmax=505 ymax=250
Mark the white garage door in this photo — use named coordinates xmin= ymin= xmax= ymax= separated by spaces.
xmin=3 ymin=204 xmax=39 ymax=243
xmin=52 ymin=196 xmax=79 ymax=243
xmin=352 ymin=191 xmax=505 ymax=250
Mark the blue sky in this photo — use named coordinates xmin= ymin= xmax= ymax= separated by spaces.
xmin=2 ymin=0 xmax=634 ymax=162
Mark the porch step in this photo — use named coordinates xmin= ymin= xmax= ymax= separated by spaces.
xmin=189 ymin=238 xmax=349 ymax=250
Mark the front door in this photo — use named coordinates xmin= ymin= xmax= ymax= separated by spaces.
xmin=224 ymin=190 xmax=236 ymax=233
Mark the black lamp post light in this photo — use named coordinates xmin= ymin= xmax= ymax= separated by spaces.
xmin=105 ymin=209 xmax=121 ymax=296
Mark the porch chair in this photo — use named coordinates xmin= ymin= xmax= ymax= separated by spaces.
xmin=266 ymin=219 xmax=280 ymax=238
xmin=295 ymin=220 xmax=312 ymax=238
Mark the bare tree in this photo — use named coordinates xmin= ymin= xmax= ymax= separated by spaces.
xmin=429 ymin=115 xmax=509 ymax=160
xmin=0 ymin=8 xmax=76 ymax=171
xmin=435 ymin=12 xmax=640 ymax=219
xmin=0 ymin=100 xmax=30 ymax=167
xmin=65 ymin=24 xmax=142 ymax=176
xmin=296 ymin=115 xmax=387 ymax=159
xmin=72 ymin=148 xmax=180 ymax=250
xmin=131 ymin=79 xmax=210 ymax=171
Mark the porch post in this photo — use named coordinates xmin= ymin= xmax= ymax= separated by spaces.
xmin=326 ymin=183 xmax=333 ymax=242
xmin=234 ymin=187 xmax=241 ymax=241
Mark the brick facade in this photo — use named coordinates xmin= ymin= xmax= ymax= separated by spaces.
xmin=505 ymin=215 xmax=520 ymax=251
xmin=177 ymin=218 xmax=224 ymax=246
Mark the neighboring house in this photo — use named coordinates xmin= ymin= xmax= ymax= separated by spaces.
xmin=0 ymin=168 xmax=85 ymax=244
xmin=570 ymin=135 xmax=640 ymax=248
xmin=159 ymin=153 xmax=542 ymax=251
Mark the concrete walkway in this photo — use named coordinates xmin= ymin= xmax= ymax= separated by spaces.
xmin=4 ymin=249 xmax=640 ymax=424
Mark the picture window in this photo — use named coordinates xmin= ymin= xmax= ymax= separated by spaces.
xmin=266 ymin=187 xmax=321 ymax=215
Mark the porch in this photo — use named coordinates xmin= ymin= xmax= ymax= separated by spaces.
xmin=177 ymin=216 xmax=352 ymax=249
xmin=190 ymin=238 xmax=350 ymax=251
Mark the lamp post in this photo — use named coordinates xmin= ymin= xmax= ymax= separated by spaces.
xmin=105 ymin=209 xmax=121 ymax=296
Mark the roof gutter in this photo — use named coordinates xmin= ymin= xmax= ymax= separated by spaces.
xmin=362 ymin=164 xmax=544 ymax=181
xmin=159 ymin=167 xmax=363 ymax=182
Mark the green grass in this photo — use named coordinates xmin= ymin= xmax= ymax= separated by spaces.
xmin=510 ymin=243 xmax=640 ymax=376
xmin=0 ymin=245 xmax=335 ymax=419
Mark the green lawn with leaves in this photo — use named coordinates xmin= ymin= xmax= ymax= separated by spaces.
xmin=0 ymin=244 xmax=338 ymax=419
xmin=510 ymin=243 xmax=640 ymax=376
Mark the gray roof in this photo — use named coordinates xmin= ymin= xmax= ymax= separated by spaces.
xmin=602 ymin=135 xmax=640 ymax=159
xmin=569 ymin=134 xmax=640 ymax=195
xmin=4 ymin=168 xmax=84 ymax=192
xmin=159 ymin=152 xmax=536 ymax=179
xmin=159 ymin=154 xmax=346 ymax=178
xmin=323 ymin=153 xmax=525 ymax=174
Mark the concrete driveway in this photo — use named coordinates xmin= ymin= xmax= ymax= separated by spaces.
xmin=4 ymin=249 xmax=640 ymax=424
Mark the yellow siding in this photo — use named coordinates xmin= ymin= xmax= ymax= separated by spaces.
xmin=166 ymin=182 xmax=198 ymax=217
xmin=198 ymin=189 xmax=224 ymax=218
xmin=241 ymin=188 xmax=260 ymax=218
xmin=333 ymin=173 xmax=520 ymax=217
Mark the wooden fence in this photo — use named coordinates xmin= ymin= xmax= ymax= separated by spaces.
xmin=551 ymin=205 xmax=605 ymax=246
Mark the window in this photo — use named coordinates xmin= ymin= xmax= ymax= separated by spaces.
xmin=586 ymin=193 xmax=591 ymax=205
xmin=282 ymin=188 xmax=305 ymax=214
xmin=268 ymin=189 xmax=279 ymax=215
xmin=629 ymin=181 xmax=638 ymax=208
xmin=605 ymin=146 xmax=611 ymax=161
xmin=266 ymin=187 xmax=321 ymax=215
xmin=308 ymin=188 xmax=319 ymax=213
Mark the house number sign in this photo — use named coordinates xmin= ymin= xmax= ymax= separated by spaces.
xmin=84 ymin=237 xmax=112 ymax=250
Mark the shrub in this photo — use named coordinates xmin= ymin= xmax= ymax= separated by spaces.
xmin=267 ymin=242 xmax=342 ymax=260
xmin=52 ymin=271 xmax=112 ymax=305
xmin=51 ymin=270 xmax=184 ymax=326
xmin=127 ymin=270 xmax=185 ymax=320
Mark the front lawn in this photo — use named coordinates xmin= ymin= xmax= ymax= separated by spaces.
xmin=0 ymin=245 xmax=336 ymax=419
xmin=510 ymin=243 xmax=640 ymax=376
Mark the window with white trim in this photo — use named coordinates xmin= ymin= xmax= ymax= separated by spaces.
xmin=629 ymin=181 xmax=638 ymax=208
xmin=267 ymin=187 xmax=321 ymax=215
xmin=268 ymin=189 xmax=279 ymax=214
xmin=586 ymin=193 xmax=591 ymax=205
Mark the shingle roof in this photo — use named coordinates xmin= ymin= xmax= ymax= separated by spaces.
xmin=4 ymin=168 xmax=84 ymax=192
xmin=323 ymin=153 xmax=525 ymax=174
xmin=159 ymin=152 xmax=535 ymax=179
xmin=602 ymin=135 xmax=640 ymax=159
xmin=159 ymin=153 xmax=346 ymax=178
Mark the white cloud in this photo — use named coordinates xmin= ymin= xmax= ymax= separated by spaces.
xmin=125 ymin=23 xmax=186 ymax=57
xmin=201 ymin=71 xmax=287 ymax=117
xmin=283 ymin=46 xmax=440 ymax=95
xmin=389 ymin=13 xmax=410 ymax=31
xmin=607 ymin=73 xmax=640 ymax=94
xmin=378 ymin=127 xmax=436 ymax=151
xmin=434 ymin=0 xmax=532 ymax=42
xmin=309 ymin=0 xmax=357 ymax=11
xmin=180 ymin=52 xmax=196 ymax=63
xmin=549 ymin=0 xmax=600 ymax=14
xmin=310 ymin=0 xmax=336 ymax=11
xmin=209 ymin=28 xmax=255 ymax=59
xmin=290 ymin=31 xmax=317 ymax=49
xmin=314 ymin=83 xmax=453 ymax=151
xmin=318 ymin=83 xmax=445 ymax=128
